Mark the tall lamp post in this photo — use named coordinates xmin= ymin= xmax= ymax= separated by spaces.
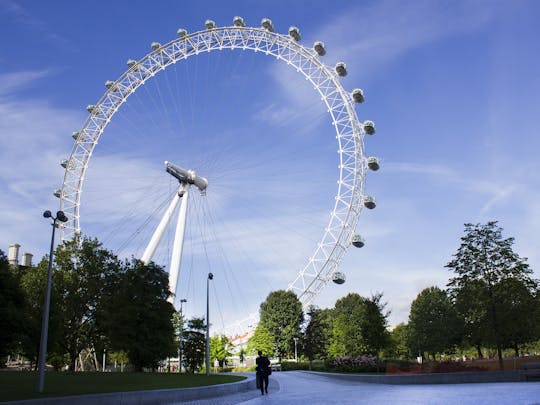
xmin=294 ymin=337 xmax=298 ymax=362
xmin=205 ymin=272 xmax=213 ymax=376
xmin=37 ymin=210 xmax=68 ymax=393
xmin=178 ymin=298 xmax=187 ymax=373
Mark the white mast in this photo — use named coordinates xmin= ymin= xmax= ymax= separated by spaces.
xmin=141 ymin=161 xmax=207 ymax=306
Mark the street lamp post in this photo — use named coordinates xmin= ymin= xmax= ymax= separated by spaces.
xmin=294 ymin=337 xmax=298 ymax=362
xmin=37 ymin=210 xmax=68 ymax=393
xmin=178 ymin=298 xmax=187 ymax=373
xmin=205 ymin=272 xmax=213 ymax=376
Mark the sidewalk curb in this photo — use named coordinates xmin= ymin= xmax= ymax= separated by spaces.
xmin=304 ymin=370 xmax=531 ymax=384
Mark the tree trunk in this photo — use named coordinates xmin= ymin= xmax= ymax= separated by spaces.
xmin=497 ymin=344 xmax=503 ymax=370
xmin=476 ymin=345 xmax=483 ymax=359
xmin=69 ymin=348 xmax=77 ymax=371
xmin=514 ymin=343 xmax=519 ymax=358
xmin=487 ymin=284 xmax=504 ymax=370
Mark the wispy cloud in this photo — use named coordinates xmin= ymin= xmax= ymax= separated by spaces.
xmin=0 ymin=70 xmax=82 ymax=259
xmin=0 ymin=70 xmax=49 ymax=96
xmin=315 ymin=0 xmax=508 ymax=80
xmin=0 ymin=1 xmax=70 ymax=46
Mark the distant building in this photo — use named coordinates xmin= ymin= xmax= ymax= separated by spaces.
xmin=7 ymin=243 xmax=33 ymax=267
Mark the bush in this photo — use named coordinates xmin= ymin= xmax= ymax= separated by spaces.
xmin=429 ymin=361 xmax=487 ymax=373
xmin=281 ymin=361 xmax=308 ymax=371
xmin=327 ymin=356 xmax=384 ymax=373
xmin=385 ymin=359 xmax=416 ymax=374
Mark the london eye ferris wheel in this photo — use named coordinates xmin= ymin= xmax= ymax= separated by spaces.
xmin=55 ymin=17 xmax=380 ymax=330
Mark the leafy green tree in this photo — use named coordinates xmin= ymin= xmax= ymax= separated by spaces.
xmin=247 ymin=323 xmax=274 ymax=356
xmin=446 ymin=221 xmax=537 ymax=369
xmin=172 ymin=308 xmax=186 ymax=368
xmin=452 ymin=279 xmax=488 ymax=359
xmin=362 ymin=293 xmax=391 ymax=356
xmin=259 ymin=290 xmax=303 ymax=359
xmin=53 ymin=237 xmax=122 ymax=371
xmin=495 ymin=277 xmax=538 ymax=356
xmin=328 ymin=293 xmax=390 ymax=357
xmin=210 ymin=335 xmax=232 ymax=368
xmin=102 ymin=258 xmax=176 ymax=371
xmin=0 ymin=250 xmax=25 ymax=366
xmin=385 ymin=323 xmax=411 ymax=359
xmin=302 ymin=306 xmax=333 ymax=362
xmin=407 ymin=287 xmax=461 ymax=359
xmin=182 ymin=317 xmax=206 ymax=373
xmin=18 ymin=257 xmax=64 ymax=369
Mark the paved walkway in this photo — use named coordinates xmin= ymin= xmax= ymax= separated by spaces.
xmin=173 ymin=371 xmax=540 ymax=405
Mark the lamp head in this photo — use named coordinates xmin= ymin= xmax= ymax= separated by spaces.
xmin=56 ymin=211 xmax=68 ymax=222
xmin=208 ymin=272 xmax=214 ymax=280
xmin=43 ymin=210 xmax=52 ymax=218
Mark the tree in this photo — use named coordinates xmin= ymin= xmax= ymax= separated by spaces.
xmin=385 ymin=323 xmax=411 ymax=359
xmin=446 ymin=221 xmax=537 ymax=369
xmin=259 ymin=290 xmax=303 ymax=359
xmin=18 ymin=257 xmax=64 ymax=369
xmin=302 ymin=306 xmax=333 ymax=362
xmin=328 ymin=293 xmax=390 ymax=357
xmin=361 ymin=293 xmax=391 ymax=356
xmin=247 ymin=324 xmax=274 ymax=357
xmin=0 ymin=250 xmax=25 ymax=366
xmin=407 ymin=287 xmax=461 ymax=359
xmin=495 ymin=277 xmax=539 ymax=356
xmin=452 ymin=279 xmax=489 ymax=359
xmin=182 ymin=317 xmax=206 ymax=373
xmin=53 ymin=237 xmax=122 ymax=371
xmin=102 ymin=258 xmax=176 ymax=371
xmin=210 ymin=335 xmax=232 ymax=368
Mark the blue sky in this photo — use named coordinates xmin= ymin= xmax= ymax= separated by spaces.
xmin=1 ymin=0 xmax=539 ymax=331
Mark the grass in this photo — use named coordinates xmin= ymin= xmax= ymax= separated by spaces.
xmin=0 ymin=371 xmax=246 ymax=402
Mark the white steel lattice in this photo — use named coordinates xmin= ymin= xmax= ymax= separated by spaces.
xmin=58 ymin=24 xmax=370 ymax=308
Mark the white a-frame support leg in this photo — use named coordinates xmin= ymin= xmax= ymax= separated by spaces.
xmin=168 ymin=185 xmax=189 ymax=304
xmin=140 ymin=184 xmax=185 ymax=264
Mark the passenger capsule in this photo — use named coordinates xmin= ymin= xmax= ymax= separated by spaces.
xmin=363 ymin=195 xmax=376 ymax=209
xmin=332 ymin=272 xmax=346 ymax=284
xmin=363 ymin=120 xmax=376 ymax=135
xmin=72 ymin=131 xmax=80 ymax=140
xmin=261 ymin=18 xmax=274 ymax=32
xmin=205 ymin=20 xmax=216 ymax=29
xmin=105 ymin=80 xmax=115 ymax=89
xmin=352 ymin=88 xmax=365 ymax=103
xmin=86 ymin=105 xmax=96 ymax=113
xmin=335 ymin=62 xmax=347 ymax=77
xmin=367 ymin=157 xmax=380 ymax=171
xmin=151 ymin=42 xmax=161 ymax=51
xmin=53 ymin=189 xmax=61 ymax=198
xmin=233 ymin=16 xmax=245 ymax=27
xmin=60 ymin=159 xmax=68 ymax=169
xmin=177 ymin=28 xmax=188 ymax=38
xmin=127 ymin=59 xmax=137 ymax=69
xmin=288 ymin=26 xmax=301 ymax=41
xmin=313 ymin=41 xmax=326 ymax=56
xmin=351 ymin=234 xmax=365 ymax=248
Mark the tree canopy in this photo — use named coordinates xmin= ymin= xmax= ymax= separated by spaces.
xmin=259 ymin=290 xmax=303 ymax=359
xmin=182 ymin=317 xmax=206 ymax=373
xmin=446 ymin=221 xmax=538 ymax=368
xmin=407 ymin=286 xmax=461 ymax=359
xmin=329 ymin=293 xmax=390 ymax=357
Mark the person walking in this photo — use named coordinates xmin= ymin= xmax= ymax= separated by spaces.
xmin=256 ymin=350 xmax=270 ymax=395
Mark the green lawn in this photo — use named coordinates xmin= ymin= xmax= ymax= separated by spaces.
xmin=0 ymin=371 xmax=245 ymax=402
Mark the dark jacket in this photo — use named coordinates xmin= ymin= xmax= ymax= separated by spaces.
xmin=256 ymin=355 xmax=270 ymax=375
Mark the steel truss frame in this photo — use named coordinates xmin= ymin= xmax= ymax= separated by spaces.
xmin=58 ymin=23 xmax=370 ymax=308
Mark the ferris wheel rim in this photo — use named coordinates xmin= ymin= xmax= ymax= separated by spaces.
xmin=57 ymin=21 xmax=371 ymax=308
